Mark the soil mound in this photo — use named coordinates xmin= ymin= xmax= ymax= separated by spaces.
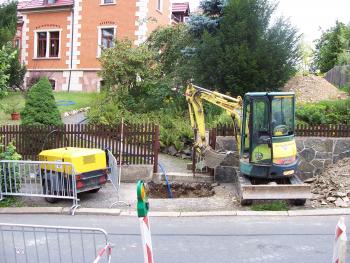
xmin=283 ymin=75 xmax=348 ymax=103
xmin=310 ymin=158 xmax=350 ymax=207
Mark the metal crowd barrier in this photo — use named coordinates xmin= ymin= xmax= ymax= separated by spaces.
xmin=0 ymin=223 xmax=113 ymax=263
xmin=106 ymin=150 xmax=129 ymax=208
xmin=107 ymin=150 xmax=120 ymax=193
xmin=0 ymin=160 xmax=80 ymax=214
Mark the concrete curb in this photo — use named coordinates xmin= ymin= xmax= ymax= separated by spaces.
xmin=62 ymin=207 xmax=121 ymax=216
xmin=1 ymin=207 xmax=350 ymax=217
xmin=0 ymin=207 xmax=63 ymax=214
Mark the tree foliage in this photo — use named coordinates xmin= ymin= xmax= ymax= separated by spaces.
xmin=99 ymin=39 xmax=159 ymax=92
xmin=0 ymin=1 xmax=26 ymax=91
xmin=148 ymin=24 xmax=194 ymax=85
xmin=7 ymin=47 xmax=26 ymax=90
xmin=0 ymin=44 xmax=15 ymax=100
xmin=98 ymin=39 xmax=186 ymax=113
xmin=21 ymin=77 xmax=62 ymax=125
xmin=0 ymin=0 xmax=17 ymax=47
xmin=313 ymin=21 xmax=350 ymax=73
xmin=0 ymin=141 xmax=22 ymax=193
xmin=188 ymin=0 xmax=300 ymax=95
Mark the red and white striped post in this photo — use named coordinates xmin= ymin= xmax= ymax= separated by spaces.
xmin=139 ymin=215 xmax=154 ymax=263
xmin=93 ymin=243 xmax=113 ymax=263
xmin=333 ymin=217 xmax=347 ymax=263
xmin=137 ymin=181 xmax=154 ymax=263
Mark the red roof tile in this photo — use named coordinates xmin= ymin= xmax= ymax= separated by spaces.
xmin=18 ymin=0 xmax=73 ymax=11
xmin=172 ymin=2 xmax=190 ymax=13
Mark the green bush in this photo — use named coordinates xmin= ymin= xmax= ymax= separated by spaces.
xmin=0 ymin=141 xmax=22 ymax=192
xmin=159 ymin=111 xmax=193 ymax=151
xmin=21 ymin=77 xmax=62 ymax=125
xmin=296 ymin=99 xmax=350 ymax=125
xmin=88 ymin=93 xmax=193 ymax=150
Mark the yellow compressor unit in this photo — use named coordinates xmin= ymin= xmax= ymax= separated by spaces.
xmin=38 ymin=147 xmax=109 ymax=203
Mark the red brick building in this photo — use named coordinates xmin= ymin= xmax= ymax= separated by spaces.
xmin=172 ymin=2 xmax=190 ymax=24
xmin=18 ymin=0 xmax=171 ymax=92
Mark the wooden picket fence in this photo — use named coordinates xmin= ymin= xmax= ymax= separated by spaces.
xmin=212 ymin=123 xmax=350 ymax=137
xmin=0 ymin=123 xmax=160 ymax=172
xmin=295 ymin=124 xmax=350 ymax=137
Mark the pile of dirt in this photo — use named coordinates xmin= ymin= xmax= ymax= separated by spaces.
xmin=147 ymin=181 xmax=215 ymax=198
xmin=283 ymin=75 xmax=348 ymax=103
xmin=310 ymin=158 xmax=350 ymax=208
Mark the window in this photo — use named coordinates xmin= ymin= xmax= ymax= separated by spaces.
xmin=49 ymin=79 xmax=56 ymax=90
xmin=271 ymin=96 xmax=294 ymax=136
xmin=49 ymin=32 xmax=59 ymax=57
xmin=157 ymin=0 xmax=162 ymax=11
xmin=101 ymin=28 xmax=115 ymax=49
xmin=99 ymin=80 xmax=106 ymax=92
xmin=35 ymin=30 xmax=60 ymax=58
xmin=37 ymin=32 xmax=47 ymax=58
xmin=14 ymin=38 xmax=20 ymax=49
xmin=101 ymin=0 xmax=115 ymax=4
xmin=98 ymin=27 xmax=116 ymax=56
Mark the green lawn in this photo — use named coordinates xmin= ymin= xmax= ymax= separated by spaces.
xmin=54 ymin=92 xmax=97 ymax=113
xmin=0 ymin=92 xmax=97 ymax=125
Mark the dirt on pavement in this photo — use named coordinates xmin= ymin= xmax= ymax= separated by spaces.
xmin=310 ymin=158 xmax=350 ymax=208
xmin=283 ymin=75 xmax=348 ymax=103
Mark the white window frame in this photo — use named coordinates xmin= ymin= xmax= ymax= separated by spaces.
xmin=33 ymin=29 xmax=62 ymax=59
xmin=97 ymin=26 xmax=117 ymax=57
xmin=156 ymin=0 xmax=163 ymax=12
xmin=100 ymin=0 xmax=116 ymax=5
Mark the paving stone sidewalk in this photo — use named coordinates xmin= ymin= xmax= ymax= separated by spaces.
xmin=20 ymin=182 xmax=238 ymax=212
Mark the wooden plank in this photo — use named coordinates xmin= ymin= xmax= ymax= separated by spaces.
xmin=153 ymin=124 xmax=159 ymax=173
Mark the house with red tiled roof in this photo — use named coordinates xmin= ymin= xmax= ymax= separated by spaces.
xmin=172 ymin=2 xmax=190 ymax=24
xmin=18 ymin=0 xmax=172 ymax=92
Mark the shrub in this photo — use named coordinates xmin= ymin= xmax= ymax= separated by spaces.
xmin=159 ymin=111 xmax=193 ymax=151
xmin=296 ymin=99 xmax=350 ymax=125
xmin=21 ymin=77 xmax=62 ymax=125
xmin=0 ymin=141 xmax=22 ymax=192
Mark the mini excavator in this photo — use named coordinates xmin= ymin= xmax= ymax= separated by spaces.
xmin=185 ymin=84 xmax=311 ymax=205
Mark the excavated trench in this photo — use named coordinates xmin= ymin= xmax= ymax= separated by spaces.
xmin=147 ymin=181 xmax=215 ymax=199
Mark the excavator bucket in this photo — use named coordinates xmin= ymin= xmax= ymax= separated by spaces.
xmin=202 ymin=146 xmax=239 ymax=168
xmin=202 ymin=147 xmax=227 ymax=168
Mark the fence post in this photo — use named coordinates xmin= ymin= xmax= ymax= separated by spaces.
xmin=153 ymin=125 xmax=160 ymax=173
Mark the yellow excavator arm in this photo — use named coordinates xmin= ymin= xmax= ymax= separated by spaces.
xmin=185 ymin=84 xmax=243 ymax=159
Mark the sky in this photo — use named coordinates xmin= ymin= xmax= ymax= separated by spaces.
xmin=173 ymin=0 xmax=350 ymax=45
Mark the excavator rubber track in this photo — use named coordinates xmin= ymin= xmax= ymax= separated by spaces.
xmin=233 ymin=171 xmax=312 ymax=205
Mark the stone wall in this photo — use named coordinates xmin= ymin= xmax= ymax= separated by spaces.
xmin=120 ymin=165 xmax=153 ymax=183
xmin=296 ymin=137 xmax=350 ymax=180
xmin=215 ymin=136 xmax=350 ymax=180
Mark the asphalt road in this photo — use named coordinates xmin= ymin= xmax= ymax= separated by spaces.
xmin=0 ymin=214 xmax=347 ymax=263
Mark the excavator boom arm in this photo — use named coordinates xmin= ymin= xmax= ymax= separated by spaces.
xmin=185 ymin=84 xmax=243 ymax=156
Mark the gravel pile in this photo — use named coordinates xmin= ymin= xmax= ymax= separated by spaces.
xmin=310 ymin=158 xmax=350 ymax=207
xmin=283 ymin=75 xmax=348 ymax=103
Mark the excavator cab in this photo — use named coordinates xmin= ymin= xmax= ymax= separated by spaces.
xmin=240 ymin=92 xmax=298 ymax=179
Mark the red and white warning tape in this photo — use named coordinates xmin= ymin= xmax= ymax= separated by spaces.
xmin=93 ymin=243 xmax=113 ymax=263
xmin=140 ymin=216 xmax=154 ymax=263
xmin=332 ymin=217 xmax=347 ymax=263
